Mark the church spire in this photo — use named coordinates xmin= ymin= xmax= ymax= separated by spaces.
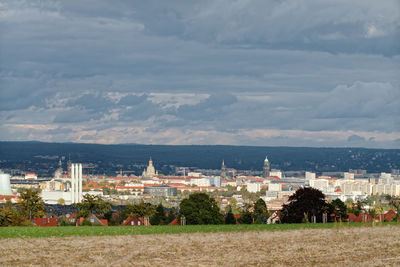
xmin=263 ymin=155 xmax=270 ymax=178
xmin=221 ymin=160 xmax=227 ymax=179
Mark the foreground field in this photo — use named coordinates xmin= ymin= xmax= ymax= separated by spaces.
xmin=0 ymin=222 xmax=398 ymax=239
xmin=1 ymin=225 xmax=400 ymax=266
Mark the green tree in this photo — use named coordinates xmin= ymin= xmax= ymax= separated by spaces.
xmin=238 ymin=203 xmax=253 ymax=224
xmin=124 ymin=201 xmax=155 ymax=219
xmin=253 ymin=198 xmax=270 ymax=224
xmin=389 ymin=197 xmax=400 ymax=221
xmin=18 ymin=189 xmax=45 ymax=220
xmin=281 ymin=187 xmax=330 ymax=223
xmin=225 ymin=208 xmax=236 ymax=224
xmin=368 ymin=208 xmax=377 ymax=222
xmin=75 ymin=194 xmax=111 ymax=218
xmin=179 ymin=193 xmax=224 ymax=225
xmin=57 ymin=198 xmax=65 ymax=205
xmin=150 ymin=203 xmax=168 ymax=225
xmin=0 ymin=202 xmax=30 ymax=226
xmin=229 ymin=198 xmax=241 ymax=214
xmin=331 ymin=198 xmax=348 ymax=221
xmin=349 ymin=200 xmax=364 ymax=216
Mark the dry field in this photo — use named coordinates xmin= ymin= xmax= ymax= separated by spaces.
xmin=1 ymin=225 xmax=400 ymax=266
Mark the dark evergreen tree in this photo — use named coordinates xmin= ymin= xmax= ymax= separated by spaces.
xmin=225 ymin=210 xmax=236 ymax=224
xmin=238 ymin=204 xmax=253 ymax=224
xmin=150 ymin=203 xmax=168 ymax=225
xmin=280 ymin=187 xmax=330 ymax=223
xmin=179 ymin=193 xmax=224 ymax=225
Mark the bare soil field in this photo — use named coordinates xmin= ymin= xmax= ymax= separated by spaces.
xmin=1 ymin=225 xmax=400 ymax=266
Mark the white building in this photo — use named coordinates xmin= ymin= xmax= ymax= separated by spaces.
xmin=246 ymin=183 xmax=261 ymax=193
xmin=305 ymin=172 xmax=316 ymax=180
xmin=269 ymin=171 xmax=282 ymax=179
xmin=190 ymin=178 xmax=211 ymax=187
xmin=0 ymin=173 xmax=13 ymax=195
xmin=309 ymin=179 xmax=329 ymax=192
xmin=25 ymin=172 xmax=38 ymax=180
xmin=268 ymin=183 xmax=282 ymax=192
xmin=188 ymin=172 xmax=202 ymax=178
xmin=344 ymin=172 xmax=355 ymax=180
xmin=380 ymin=173 xmax=393 ymax=184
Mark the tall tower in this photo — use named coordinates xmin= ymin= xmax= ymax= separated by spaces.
xmin=221 ymin=160 xmax=227 ymax=179
xmin=70 ymin=163 xmax=83 ymax=204
xmin=262 ymin=156 xmax=270 ymax=178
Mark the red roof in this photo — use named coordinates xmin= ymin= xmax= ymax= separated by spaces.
xmin=32 ymin=217 xmax=57 ymax=227
xmin=168 ymin=218 xmax=179 ymax=225
xmin=122 ymin=217 xmax=151 ymax=226
xmin=100 ymin=219 xmax=108 ymax=226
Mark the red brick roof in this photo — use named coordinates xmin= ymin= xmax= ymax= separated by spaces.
xmin=168 ymin=218 xmax=179 ymax=225
xmin=32 ymin=217 xmax=57 ymax=227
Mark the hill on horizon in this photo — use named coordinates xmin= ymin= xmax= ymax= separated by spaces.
xmin=0 ymin=141 xmax=399 ymax=176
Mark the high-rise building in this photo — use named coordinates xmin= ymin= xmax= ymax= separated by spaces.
xmin=221 ymin=160 xmax=226 ymax=179
xmin=262 ymin=156 xmax=270 ymax=178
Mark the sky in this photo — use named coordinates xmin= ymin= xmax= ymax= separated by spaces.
xmin=0 ymin=0 xmax=399 ymax=148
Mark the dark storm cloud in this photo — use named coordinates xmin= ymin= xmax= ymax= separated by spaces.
xmin=118 ymin=94 xmax=148 ymax=106
xmin=118 ymin=94 xmax=164 ymax=121
xmin=347 ymin=135 xmax=366 ymax=143
xmin=53 ymin=109 xmax=104 ymax=123
xmin=175 ymin=93 xmax=237 ymax=121
xmin=0 ymin=0 xmax=399 ymax=147
xmin=68 ymin=93 xmax=115 ymax=112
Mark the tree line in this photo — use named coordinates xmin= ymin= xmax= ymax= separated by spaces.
xmin=1 ymin=188 xmax=400 ymax=226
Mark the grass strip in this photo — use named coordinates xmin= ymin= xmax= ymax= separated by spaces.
xmin=0 ymin=222 xmax=398 ymax=239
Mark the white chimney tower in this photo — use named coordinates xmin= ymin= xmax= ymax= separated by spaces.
xmin=70 ymin=163 xmax=83 ymax=203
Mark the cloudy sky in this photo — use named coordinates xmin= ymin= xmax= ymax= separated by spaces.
xmin=0 ymin=0 xmax=399 ymax=148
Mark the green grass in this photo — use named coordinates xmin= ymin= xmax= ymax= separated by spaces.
xmin=0 ymin=222 xmax=398 ymax=239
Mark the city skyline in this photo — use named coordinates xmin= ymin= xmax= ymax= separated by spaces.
xmin=0 ymin=1 xmax=399 ymax=148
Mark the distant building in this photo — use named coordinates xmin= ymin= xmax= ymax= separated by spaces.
xmin=143 ymin=185 xmax=177 ymax=197
xmin=309 ymin=179 xmax=329 ymax=192
xmin=268 ymin=183 xmax=282 ymax=192
xmin=221 ymin=160 xmax=227 ymax=179
xmin=0 ymin=174 xmax=13 ymax=196
xmin=344 ymin=172 xmax=355 ymax=180
xmin=142 ymin=158 xmax=158 ymax=177
xmin=246 ymin=183 xmax=261 ymax=193
xmin=262 ymin=156 xmax=270 ymax=178
xmin=269 ymin=170 xmax=282 ymax=179
xmin=380 ymin=173 xmax=393 ymax=184
xmin=25 ymin=172 xmax=38 ymax=180
xmin=208 ymin=176 xmax=221 ymax=187
xmin=122 ymin=217 xmax=150 ymax=226
xmin=305 ymin=172 xmax=316 ymax=180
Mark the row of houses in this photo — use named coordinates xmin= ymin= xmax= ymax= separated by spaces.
xmin=32 ymin=213 xmax=179 ymax=227
xmin=31 ymin=209 xmax=399 ymax=227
